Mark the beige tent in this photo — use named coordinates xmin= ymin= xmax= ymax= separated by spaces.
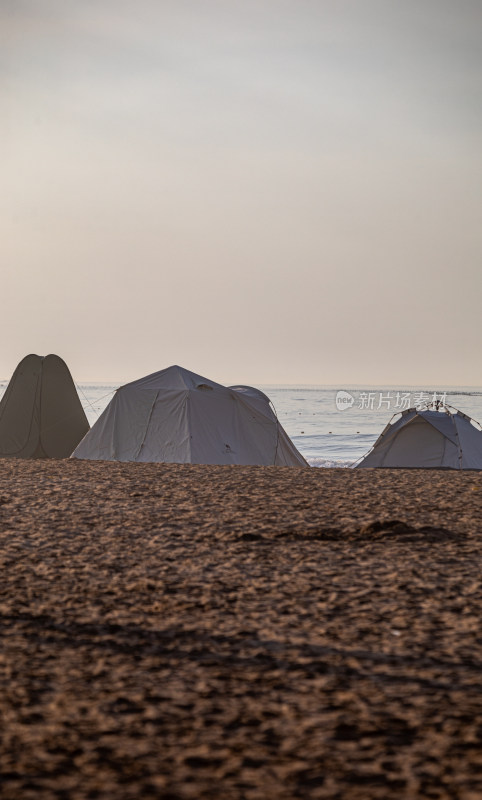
xmin=72 ymin=364 xmax=308 ymax=466
xmin=0 ymin=354 xmax=89 ymax=458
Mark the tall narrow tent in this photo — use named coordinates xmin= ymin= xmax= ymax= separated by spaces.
xmin=0 ymin=354 xmax=89 ymax=459
xmin=72 ymin=365 xmax=308 ymax=467
xmin=356 ymin=406 xmax=482 ymax=469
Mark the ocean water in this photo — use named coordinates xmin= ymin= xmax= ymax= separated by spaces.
xmin=1 ymin=380 xmax=480 ymax=467
xmin=74 ymin=383 xmax=482 ymax=468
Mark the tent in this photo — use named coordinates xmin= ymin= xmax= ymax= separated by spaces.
xmin=72 ymin=365 xmax=308 ymax=467
xmin=0 ymin=354 xmax=89 ymax=459
xmin=356 ymin=406 xmax=482 ymax=469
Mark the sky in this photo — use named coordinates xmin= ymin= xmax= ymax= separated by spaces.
xmin=2 ymin=0 xmax=482 ymax=386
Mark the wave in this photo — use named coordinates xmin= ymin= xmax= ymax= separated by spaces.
xmin=446 ymin=391 xmax=482 ymax=397
xmin=307 ymin=457 xmax=355 ymax=469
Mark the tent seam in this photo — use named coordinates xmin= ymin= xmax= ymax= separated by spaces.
xmin=133 ymin=390 xmax=160 ymax=461
xmin=450 ymin=412 xmax=463 ymax=468
xmin=186 ymin=390 xmax=192 ymax=462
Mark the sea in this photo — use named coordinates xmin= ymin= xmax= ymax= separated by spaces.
xmin=72 ymin=383 xmax=482 ymax=468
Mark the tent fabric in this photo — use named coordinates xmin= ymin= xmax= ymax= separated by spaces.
xmin=0 ymin=354 xmax=90 ymax=459
xmin=356 ymin=407 xmax=482 ymax=469
xmin=72 ymin=365 xmax=308 ymax=467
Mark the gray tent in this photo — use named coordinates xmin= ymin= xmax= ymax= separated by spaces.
xmin=356 ymin=406 xmax=482 ymax=469
xmin=0 ymin=354 xmax=89 ymax=458
xmin=72 ymin=364 xmax=308 ymax=467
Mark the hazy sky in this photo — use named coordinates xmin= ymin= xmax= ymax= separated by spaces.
xmin=2 ymin=0 xmax=481 ymax=385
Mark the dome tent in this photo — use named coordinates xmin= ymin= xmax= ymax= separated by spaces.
xmin=356 ymin=405 xmax=482 ymax=469
xmin=72 ymin=365 xmax=308 ymax=467
xmin=0 ymin=354 xmax=89 ymax=459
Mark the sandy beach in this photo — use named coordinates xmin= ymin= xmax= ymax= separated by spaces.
xmin=1 ymin=459 xmax=482 ymax=799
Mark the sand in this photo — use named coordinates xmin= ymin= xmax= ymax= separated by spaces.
xmin=1 ymin=459 xmax=482 ymax=799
